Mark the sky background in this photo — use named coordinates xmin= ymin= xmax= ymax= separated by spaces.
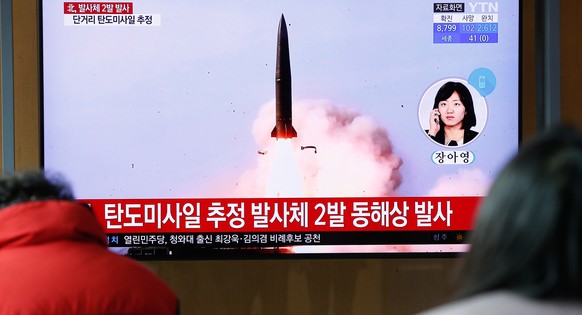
xmin=42 ymin=1 xmax=520 ymax=199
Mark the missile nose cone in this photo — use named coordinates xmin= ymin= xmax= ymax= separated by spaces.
xmin=278 ymin=15 xmax=288 ymax=41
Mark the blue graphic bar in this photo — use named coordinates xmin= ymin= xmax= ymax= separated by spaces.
xmin=434 ymin=32 xmax=498 ymax=44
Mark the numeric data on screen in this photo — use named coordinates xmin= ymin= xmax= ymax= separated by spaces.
xmin=433 ymin=2 xmax=499 ymax=44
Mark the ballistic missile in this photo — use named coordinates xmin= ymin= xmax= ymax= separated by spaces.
xmin=271 ymin=14 xmax=298 ymax=139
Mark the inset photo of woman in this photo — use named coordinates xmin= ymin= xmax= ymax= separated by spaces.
xmin=419 ymin=79 xmax=488 ymax=147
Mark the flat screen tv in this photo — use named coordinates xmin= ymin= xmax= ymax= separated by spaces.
xmin=41 ymin=1 xmax=521 ymax=259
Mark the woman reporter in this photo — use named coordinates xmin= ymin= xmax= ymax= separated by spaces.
xmin=427 ymin=81 xmax=478 ymax=146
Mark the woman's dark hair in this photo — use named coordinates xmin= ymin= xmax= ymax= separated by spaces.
xmin=432 ymin=81 xmax=477 ymax=129
xmin=454 ymin=125 xmax=582 ymax=300
xmin=0 ymin=170 xmax=75 ymax=209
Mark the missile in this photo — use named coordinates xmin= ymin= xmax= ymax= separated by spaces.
xmin=271 ymin=14 xmax=298 ymax=139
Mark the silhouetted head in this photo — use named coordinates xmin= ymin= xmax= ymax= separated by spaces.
xmin=0 ymin=170 xmax=75 ymax=210
xmin=432 ymin=81 xmax=476 ymax=129
xmin=455 ymin=125 xmax=582 ymax=300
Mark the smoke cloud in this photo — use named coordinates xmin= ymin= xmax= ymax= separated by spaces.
xmin=428 ymin=168 xmax=491 ymax=196
xmin=234 ymin=99 xmax=402 ymax=198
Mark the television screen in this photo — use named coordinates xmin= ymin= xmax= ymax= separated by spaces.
xmin=41 ymin=1 xmax=521 ymax=259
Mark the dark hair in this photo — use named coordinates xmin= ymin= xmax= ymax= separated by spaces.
xmin=454 ymin=125 xmax=582 ymax=300
xmin=0 ymin=170 xmax=75 ymax=209
xmin=432 ymin=81 xmax=477 ymax=129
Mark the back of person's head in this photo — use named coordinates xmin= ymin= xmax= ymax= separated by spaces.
xmin=0 ymin=170 xmax=74 ymax=210
xmin=455 ymin=125 xmax=582 ymax=300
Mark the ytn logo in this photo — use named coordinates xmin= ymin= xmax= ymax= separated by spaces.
xmin=468 ymin=2 xmax=499 ymax=13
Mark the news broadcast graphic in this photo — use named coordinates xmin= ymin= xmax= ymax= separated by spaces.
xmin=42 ymin=1 xmax=520 ymax=258
xmin=433 ymin=2 xmax=500 ymax=43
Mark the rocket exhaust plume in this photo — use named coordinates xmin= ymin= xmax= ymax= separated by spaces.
xmin=271 ymin=14 xmax=298 ymax=139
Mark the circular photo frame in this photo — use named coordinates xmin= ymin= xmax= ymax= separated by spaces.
xmin=418 ymin=78 xmax=488 ymax=147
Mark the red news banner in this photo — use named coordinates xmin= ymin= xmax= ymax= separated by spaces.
xmin=83 ymin=197 xmax=482 ymax=234
xmin=64 ymin=2 xmax=133 ymax=14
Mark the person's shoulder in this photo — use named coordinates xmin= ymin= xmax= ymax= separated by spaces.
xmin=465 ymin=128 xmax=479 ymax=142
xmin=417 ymin=291 xmax=582 ymax=315
xmin=426 ymin=130 xmax=444 ymax=144
xmin=99 ymin=249 xmax=165 ymax=278
xmin=88 ymin=250 xmax=179 ymax=312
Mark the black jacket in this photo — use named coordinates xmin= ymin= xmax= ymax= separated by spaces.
xmin=427 ymin=128 xmax=479 ymax=146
